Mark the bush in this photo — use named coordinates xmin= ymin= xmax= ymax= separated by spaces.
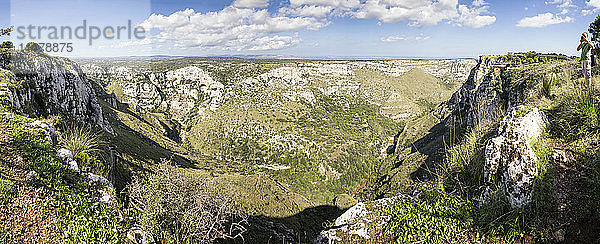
xmin=0 ymin=178 xmax=15 ymax=205
xmin=0 ymin=41 xmax=13 ymax=49
xmin=382 ymin=190 xmax=474 ymax=243
xmin=0 ymin=26 xmax=13 ymax=37
xmin=127 ymin=162 xmax=246 ymax=243
xmin=58 ymin=124 xmax=106 ymax=174
xmin=24 ymin=42 xmax=42 ymax=52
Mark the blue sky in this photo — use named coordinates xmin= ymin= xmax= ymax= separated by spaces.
xmin=0 ymin=0 xmax=599 ymax=58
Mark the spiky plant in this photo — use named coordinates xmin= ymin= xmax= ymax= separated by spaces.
xmin=59 ymin=123 xmax=106 ymax=173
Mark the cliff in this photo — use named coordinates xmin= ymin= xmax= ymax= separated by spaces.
xmin=0 ymin=50 xmax=112 ymax=132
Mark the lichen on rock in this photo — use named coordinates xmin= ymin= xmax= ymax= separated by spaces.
xmin=481 ymin=106 xmax=547 ymax=207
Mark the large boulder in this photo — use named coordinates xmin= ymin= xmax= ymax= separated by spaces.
xmin=481 ymin=106 xmax=547 ymax=207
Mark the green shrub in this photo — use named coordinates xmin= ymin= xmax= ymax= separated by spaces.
xmin=0 ymin=178 xmax=15 ymax=205
xmin=24 ymin=42 xmax=42 ymax=52
xmin=0 ymin=41 xmax=13 ymax=49
xmin=127 ymin=162 xmax=246 ymax=243
xmin=382 ymin=190 xmax=474 ymax=243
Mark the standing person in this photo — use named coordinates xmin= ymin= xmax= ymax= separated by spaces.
xmin=578 ymin=32 xmax=595 ymax=89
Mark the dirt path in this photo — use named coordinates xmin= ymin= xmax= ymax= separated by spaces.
xmin=0 ymin=118 xmax=60 ymax=243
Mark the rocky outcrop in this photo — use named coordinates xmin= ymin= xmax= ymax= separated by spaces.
xmin=445 ymin=56 xmax=538 ymax=134
xmin=56 ymin=147 xmax=117 ymax=204
xmin=1 ymin=51 xmax=112 ymax=132
xmin=481 ymin=106 xmax=547 ymax=207
xmin=155 ymin=66 xmax=224 ymax=120
xmin=315 ymin=195 xmax=409 ymax=243
xmin=29 ymin=119 xmax=117 ymax=205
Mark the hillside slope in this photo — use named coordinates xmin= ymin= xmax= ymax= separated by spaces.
xmin=323 ymin=55 xmax=600 ymax=243
xmin=0 ymin=50 xmax=122 ymax=242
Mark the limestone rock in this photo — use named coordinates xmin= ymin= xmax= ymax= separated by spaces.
xmin=83 ymin=172 xmax=116 ymax=204
xmin=57 ymin=148 xmax=80 ymax=173
xmin=56 ymin=148 xmax=116 ymax=204
xmin=81 ymin=64 xmax=225 ymax=122
xmin=481 ymin=106 xmax=547 ymax=208
xmin=445 ymin=56 xmax=537 ymax=133
xmin=1 ymin=50 xmax=112 ymax=133
xmin=315 ymin=195 xmax=409 ymax=243
xmin=30 ymin=120 xmax=59 ymax=143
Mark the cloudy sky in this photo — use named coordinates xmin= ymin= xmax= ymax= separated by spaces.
xmin=1 ymin=0 xmax=600 ymax=58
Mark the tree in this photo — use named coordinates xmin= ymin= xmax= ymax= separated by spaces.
xmin=0 ymin=41 xmax=13 ymax=49
xmin=24 ymin=42 xmax=43 ymax=52
xmin=0 ymin=26 xmax=13 ymax=37
xmin=588 ymin=15 xmax=600 ymax=57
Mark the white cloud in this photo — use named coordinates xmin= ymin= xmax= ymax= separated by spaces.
xmin=545 ymin=0 xmax=575 ymax=15
xmin=472 ymin=0 xmax=487 ymax=7
xmin=280 ymin=5 xmax=334 ymax=18
xmin=249 ymin=34 xmax=301 ymax=50
xmin=583 ymin=8 xmax=598 ymax=15
xmin=134 ymin=0 xmax=497 ymax=52
xmin=456 ymin=3 xmax=496 ymax=28
xmin=289 ymin=0 xmax=361 ymax=11
xmin=381 ymin=34 xmax=430 ymax=42
xmin=415 ymin=34 xmax=431 ymax=40
xmin=587 ymin=0 xmax=600 ymax=8
xmin=139 ymin=7 xmax=328 ymax=51
xmin=516 ymin=13 xmax=573 ymax=27
xmin=546 ymin=0 xmax=575 ymax=9
xmin=285 ymin=0 xmax=495 ymax=28
xmin=380 ymin=36 xmax=407 ymax=42
xmin=583 ymin=0 xmax=600 ymax=15
xmin=232 ymin=0 xmax=269 ymax=9
xmin=353 ymin=0 xmax=459 ymax=27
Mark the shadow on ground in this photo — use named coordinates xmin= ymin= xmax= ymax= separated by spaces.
xmin=220 ymin=205 xmax=346 ymax=243
xmin=408 ymin=121 xmax=450 ymax=182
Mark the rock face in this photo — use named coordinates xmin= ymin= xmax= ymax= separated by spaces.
xmin=445 ymin=56 xmax=537 ymax=133
xmin=83 ymin=172 xmax=117 ymax=204
xmin=481 ymin=106 xmax=547 ymax=207
xmin=443 ymin=56 xmax=551 ymax=208
xmin=1 ymin=51 xmax=111 ymax=132
xmin=81 ymin=64 xmax=224 ymax=122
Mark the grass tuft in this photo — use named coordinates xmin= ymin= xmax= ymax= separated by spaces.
xmin=59 ymin=123 xmax=107 ymax=174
